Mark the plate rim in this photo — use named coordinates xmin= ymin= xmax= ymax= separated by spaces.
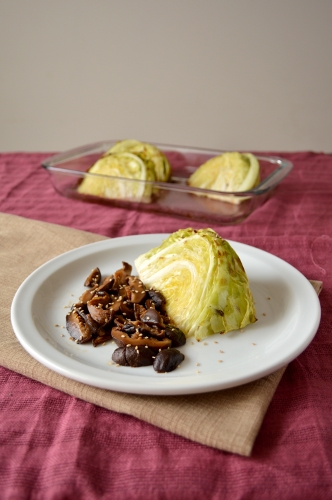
xmin=11 ymin=234 xmax=321 ymax=396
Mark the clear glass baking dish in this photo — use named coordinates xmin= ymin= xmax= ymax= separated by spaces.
xmin=42 ymin=141 xmax=293 ymax=225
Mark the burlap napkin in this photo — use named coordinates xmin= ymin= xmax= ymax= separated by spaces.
xmin=0 ymin=213 xmax=322 ymax=456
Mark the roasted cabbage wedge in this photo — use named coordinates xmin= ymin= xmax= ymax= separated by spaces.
xmin=77 ymin=152 xmax=154 ymax=202
xmin=105 ymin=139 xmax=171 ymax=182
xmin=135 ymin=228 xmax=256 ymax=341
xmin=188 ymin=152 xmax=260 ymax=205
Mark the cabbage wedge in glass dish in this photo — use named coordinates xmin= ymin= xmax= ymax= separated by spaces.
xmin=188 ymin=152 xmax=260 ymax=204
xmin=77 ymin=140 xmax=171 ymax=203
xmin=135 ymin=228 xmax=257 ymax=341
xmin=42 ymin=141 xmax=293 ymax=225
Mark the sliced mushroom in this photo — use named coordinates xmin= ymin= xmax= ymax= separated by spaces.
xmin=141 ymin=307 xmax=164 ymax=327
xmin=126 ymin=276 xmax=146 ymax=303
xmin=79 ymin=285 xmax=98 ymax=304
xmin=134 ymin=303 xmax=147 ymax=321
xmin=122 ymin=322 xmax=136 ymax=335
xmin=164 ymin=325 xmax=186 ymax=347
xmin=97 ymin=275 xmax=115 ymax=293
xmin=134 ymin=320 xmax=166 ymax=340
xmin=75 ymin=309 xmax=101 ymax=336
xmin=112 ymin=347 xmax=129 ymax=366
xmin=111 ymin=327 xmax=171 ymax=350
xmin=124 ymin=345 xmax=155 ymax=367
xmin=153 ymin=348 xmax=185 ymax=373
xmin=84 ymin=268 xmax=101 ymax=287
xmin=92 ymin=330 xmax=114 ymax=347
xmin=71 ymin=301 xmax=88 ymax=314
xmin=66 ymin=310 xmax=92 ymax=343
xmin=146 ymin=289 xmax=166 ymax=311
xmin=117 ymin=284 xmax=128 ymax=298
xmin=119 ymin=300 xmax=135 ymax=320
xmin=114 ymin=261 xmax=132 ymax=285
xmin=87 ymin=294 xmax=114 ymax=324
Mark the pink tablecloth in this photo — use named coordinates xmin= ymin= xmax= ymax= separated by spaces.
xmin=1 ymin=151 xmax=332 ymax=499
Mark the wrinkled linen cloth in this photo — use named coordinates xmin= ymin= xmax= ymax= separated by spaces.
xmin=0 ymin=151 xmax=331 ymax=499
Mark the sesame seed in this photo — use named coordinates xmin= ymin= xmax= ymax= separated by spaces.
xmin=145 ymin=345 xmax=148 ymax=348
xmin=121 ymin=335 xmax=125 ymax=338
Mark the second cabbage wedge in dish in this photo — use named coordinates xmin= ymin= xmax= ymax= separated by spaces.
xmin=135 ymin=228 xmax=256 ymax=341
xmin=188 ymin=152 xmax=260 ymax=204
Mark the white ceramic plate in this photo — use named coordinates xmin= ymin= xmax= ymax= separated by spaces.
xmin=11 ymin=234 xmax=321 ymax=396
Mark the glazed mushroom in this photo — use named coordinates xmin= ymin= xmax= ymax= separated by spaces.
xmin=66 ymin=309 xmax=92 ymax=344
xmin=164 ymin=325 xmax=186 ymax=347
xmin=87 ymin=293 xmax=116 ymax=324
xmin=141 ymin=307 xmax=164 ymax=327
xmin=114 ymin=261 xmax=132 ymax=286
xmin=126 ymin=276 xmax=146 ymax=303
xmin=92 ymin=329 xmax=114 ymax=347
xmin=111 ymin=326 xmax=171 ymax=350
xmin=112 ymin=345 xmax=155 ymax=367
xmin=97 ymin=275 xmax=115 ymax=293
xmin=65 ymin=261 xmax=186 ymax=369
xmin=146 ymin=289 xmax=165 ymax=311
xmin=84 ymin=267 xmax=101 ymax=287
xmin=79 ymin=285 xmax=98 ymax=304
xmin=153 ymin=348 xmax=185 ymax=373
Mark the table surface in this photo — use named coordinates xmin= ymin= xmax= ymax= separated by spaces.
xmin=1 ymin=150 xmax=332 ymax=499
